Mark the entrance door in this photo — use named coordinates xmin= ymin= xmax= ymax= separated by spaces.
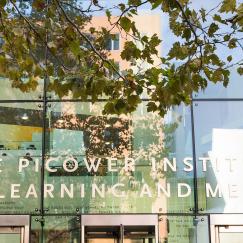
xmin=123 ymin=225 xmax=156 ymax=243
xmin=82 ymin=215 xmax=158 ymax=243
xmin=218 ymin=226 xmax=243 ymax=243
xmin=0 ymin=227 xmax=24 ymax=243
xmin=85 ymin=226 xmax=121 ymax=243
xmin=0 ymin=215 xmax=29 ymax=243
xmin=210 ymin=214 xmax=243 ymax=243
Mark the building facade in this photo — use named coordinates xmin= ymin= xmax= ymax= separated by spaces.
xmin=0 ymin=10 xmax=243 ymax=243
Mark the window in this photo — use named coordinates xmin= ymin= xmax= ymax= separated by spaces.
xmin=109 ymin=62 xmax=120 ymax=79
xmin=106 ymin=34 xmax=120 ymax=50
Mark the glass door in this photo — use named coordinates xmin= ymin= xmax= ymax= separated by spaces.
xmin=0 ymin=227 xmax=24 ymax=243
xmin=210 ymin=215 xmax=243 ymax=243
xmin=124 ymin=226 xmax=155 ymax=243
xmin=81 ymin=215 xmax=158 ymax=243
xmin=84 ymin=225 xmax=156 ymax=243
xmin=0 ymin=215 xmax=29 ymax=243
xmin=85 ymin=226 xmax=121 ymax=243
xmin=218 ymin=226 xmax=243 ymax=243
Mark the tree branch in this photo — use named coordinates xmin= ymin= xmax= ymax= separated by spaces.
xmin=55 ymin=0 xmax=126 ymax=82
xmin=9 ymin=0 xmax=73 ymax=72
xmin=174 ymin=0 xmax=204 ymax=70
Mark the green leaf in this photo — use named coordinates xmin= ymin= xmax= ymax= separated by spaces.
xmin=211 ymin=69 xmax=223 ymax=82
xmin=182 ymin=28 xmax=191 ymax=41
xmin=0 ymin=0 xmax=6 ymax=7
xmin=208 ymin=23 xmax=219 ymax=37
xmin=118 ymin=3 xmax=126 ymax=11
xmin=128 ymin=0 xmax=142 ymax=5
xmin=151 ymin=0 xmax=163 ymax=10
xmin=47 ymin=64 xmax=54 ymax=76
xmin=209 ymin=54 xmax=222 ymax=66
xmin=168 ymin=42 xmax=189 ymax=60
xmin=114 ymin=99 xmax=127 ymax=113
xmin=222 ymin=69 xmax=230 ymax=87
xmin=227 ymin=55 xmax=232 ymax=62
xmin=106 ymin=10 xmax=111 ymax=21
xmin=34 ymin=65 xmax=42 ymax=77
xmin=228 ymin=38 xmax=237 ymax=49
xmin=220 ymin=0 xmax=236 ymax=13
xmin=213 ymin=14 xmax=226 ymax=24
xmin=237 ymin=67 xmax=243 ymax=75
xmin=121 ymin=41 xmax=141 ymax=61
xmin=147 ymin=102 xmax=157 ymax=112
xmin=223 ymin=35 xmax=231 ymax=41
xmin=200 ymin=8 xmax=206 ymax=22
xmin=69 ymin=41 xmax=81 ymax=56
xmin=32 ymin=0 xmax=46 ymax=11
xmin=57 ymin=67 xmax=65 ymax=77
xmin=120 ymin=17 xmax=132 ymax=32
xmin=127 ymin=94 xmax=141 ymax=105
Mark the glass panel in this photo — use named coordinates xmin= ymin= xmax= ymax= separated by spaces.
xmin=124 ymin=226 xmax=155 ymax=243
xmin=113 ymin=34 xmax=120 ymax=50
xmin=44 ymin=101 xmax=194 ymax=214
xmin=158 ymin=215 xmax=209 ymax=243
xmin=105 ymin=38 xmax=112 ymax=50
xmin=220 ymin=233 xmax=243 ymax=243
xmin=193 ymin=67 xmax=242 ymax=99
xmin=219 ymin=226 xmax=243 ymax=243
xmin=194 ymin=101 xmax=243 ymax=213
xmin=0 ymin=227 xmax=21 ymax=243
xmin=0 ymin=103 xmax=42 ymax=213
xmin=85 ymin=225 xmax=155 ymax=243
xmin=31 ymin=216 xmax=80 ymax=243
xmin=0 ymin=234 xmax=20 ymax=243
xmin=0 ymin=1 xmax=45 ymax=101
xmin=105 ymin=34 xmax=119 ymax=51
xmin=85 ymin=226 xmax=120 ymax=243
xmin=0 ymin=78 xmax=43 ymax=100
xmin=46 ymin=13 xmax=162 ymax=101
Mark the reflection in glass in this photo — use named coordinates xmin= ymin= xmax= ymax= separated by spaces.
xmin=194 ymin=101 xmax=243 ymax=213
xmin=0 ymin=78 xmax=43 ymax=100
xmin=193 ymin=68 xmax=243 ymax=99
xmin=158 ymin=216 xmax=209 ymax=243
xmin=0 ymin=227 xmax=22 ymax=243
xmin=0 ymin=103 xmax=42 ymax=213
xmin=85 ymin=225 xmax=155 ymax=243
xmin=31 ymin=216 xmax=80 ymax=243
xmin=43 ymin=102 xmax=194 ymax=214
xmin=219 ymin=226 xmax=243 ymax=243
xmin=124 ymin=226 xmax=155 ymax=243
xmin=85 ymin=226 xmax=120 ymax=243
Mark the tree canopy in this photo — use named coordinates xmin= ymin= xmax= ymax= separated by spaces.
xmin=0 ymin=0 xmax=242 ymax=116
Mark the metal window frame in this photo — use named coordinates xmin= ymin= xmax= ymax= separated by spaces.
xmin=0 ymin=215 xmax=29 ymax=243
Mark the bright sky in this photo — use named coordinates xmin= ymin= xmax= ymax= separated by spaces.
xmin=82 ymin=0 xmax=242 ymax=62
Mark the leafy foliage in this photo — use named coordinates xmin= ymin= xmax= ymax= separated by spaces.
xmin=0 ymin=0 xmax=242 ymax=116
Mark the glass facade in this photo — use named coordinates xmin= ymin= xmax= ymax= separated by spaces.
xmin=0 ymin=2 xmax=242 ymax=243
xmin=1 ymin=76 xmax=243 ymax=242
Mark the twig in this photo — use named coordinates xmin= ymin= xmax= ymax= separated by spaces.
xmin=9 ymin=0 xmax=73 ymax=72
xmin=56 ymin=0 xmax=126 ymax=82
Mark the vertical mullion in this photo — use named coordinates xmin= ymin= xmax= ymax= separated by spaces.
xmin=190 ymin=99 xmax=199 ymax=215
xmin=40 ymin=65 xmax=48 ymax=215
xmin=208 ymin=215 xmax=212 ymax=243
xmin=39 ymin=1 xmax=50 ymax=242
xmin=120 ymin=224 xmax=124 ymax=243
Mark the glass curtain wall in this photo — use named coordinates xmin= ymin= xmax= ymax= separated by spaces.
xmin=1 ymin=1 xmax=243 ymax=243
xmin=0 ymin=79 xmax=212 ymax=243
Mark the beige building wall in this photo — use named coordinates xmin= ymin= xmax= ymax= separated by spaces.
xmin=90 ymin=12 xmax=162 ymax=71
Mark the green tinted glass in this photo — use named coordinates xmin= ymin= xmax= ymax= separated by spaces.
xmin=0 ymin=103 xmax=42 ymax=213
xmin=43 ymin=102 xmax=194 ymax=214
